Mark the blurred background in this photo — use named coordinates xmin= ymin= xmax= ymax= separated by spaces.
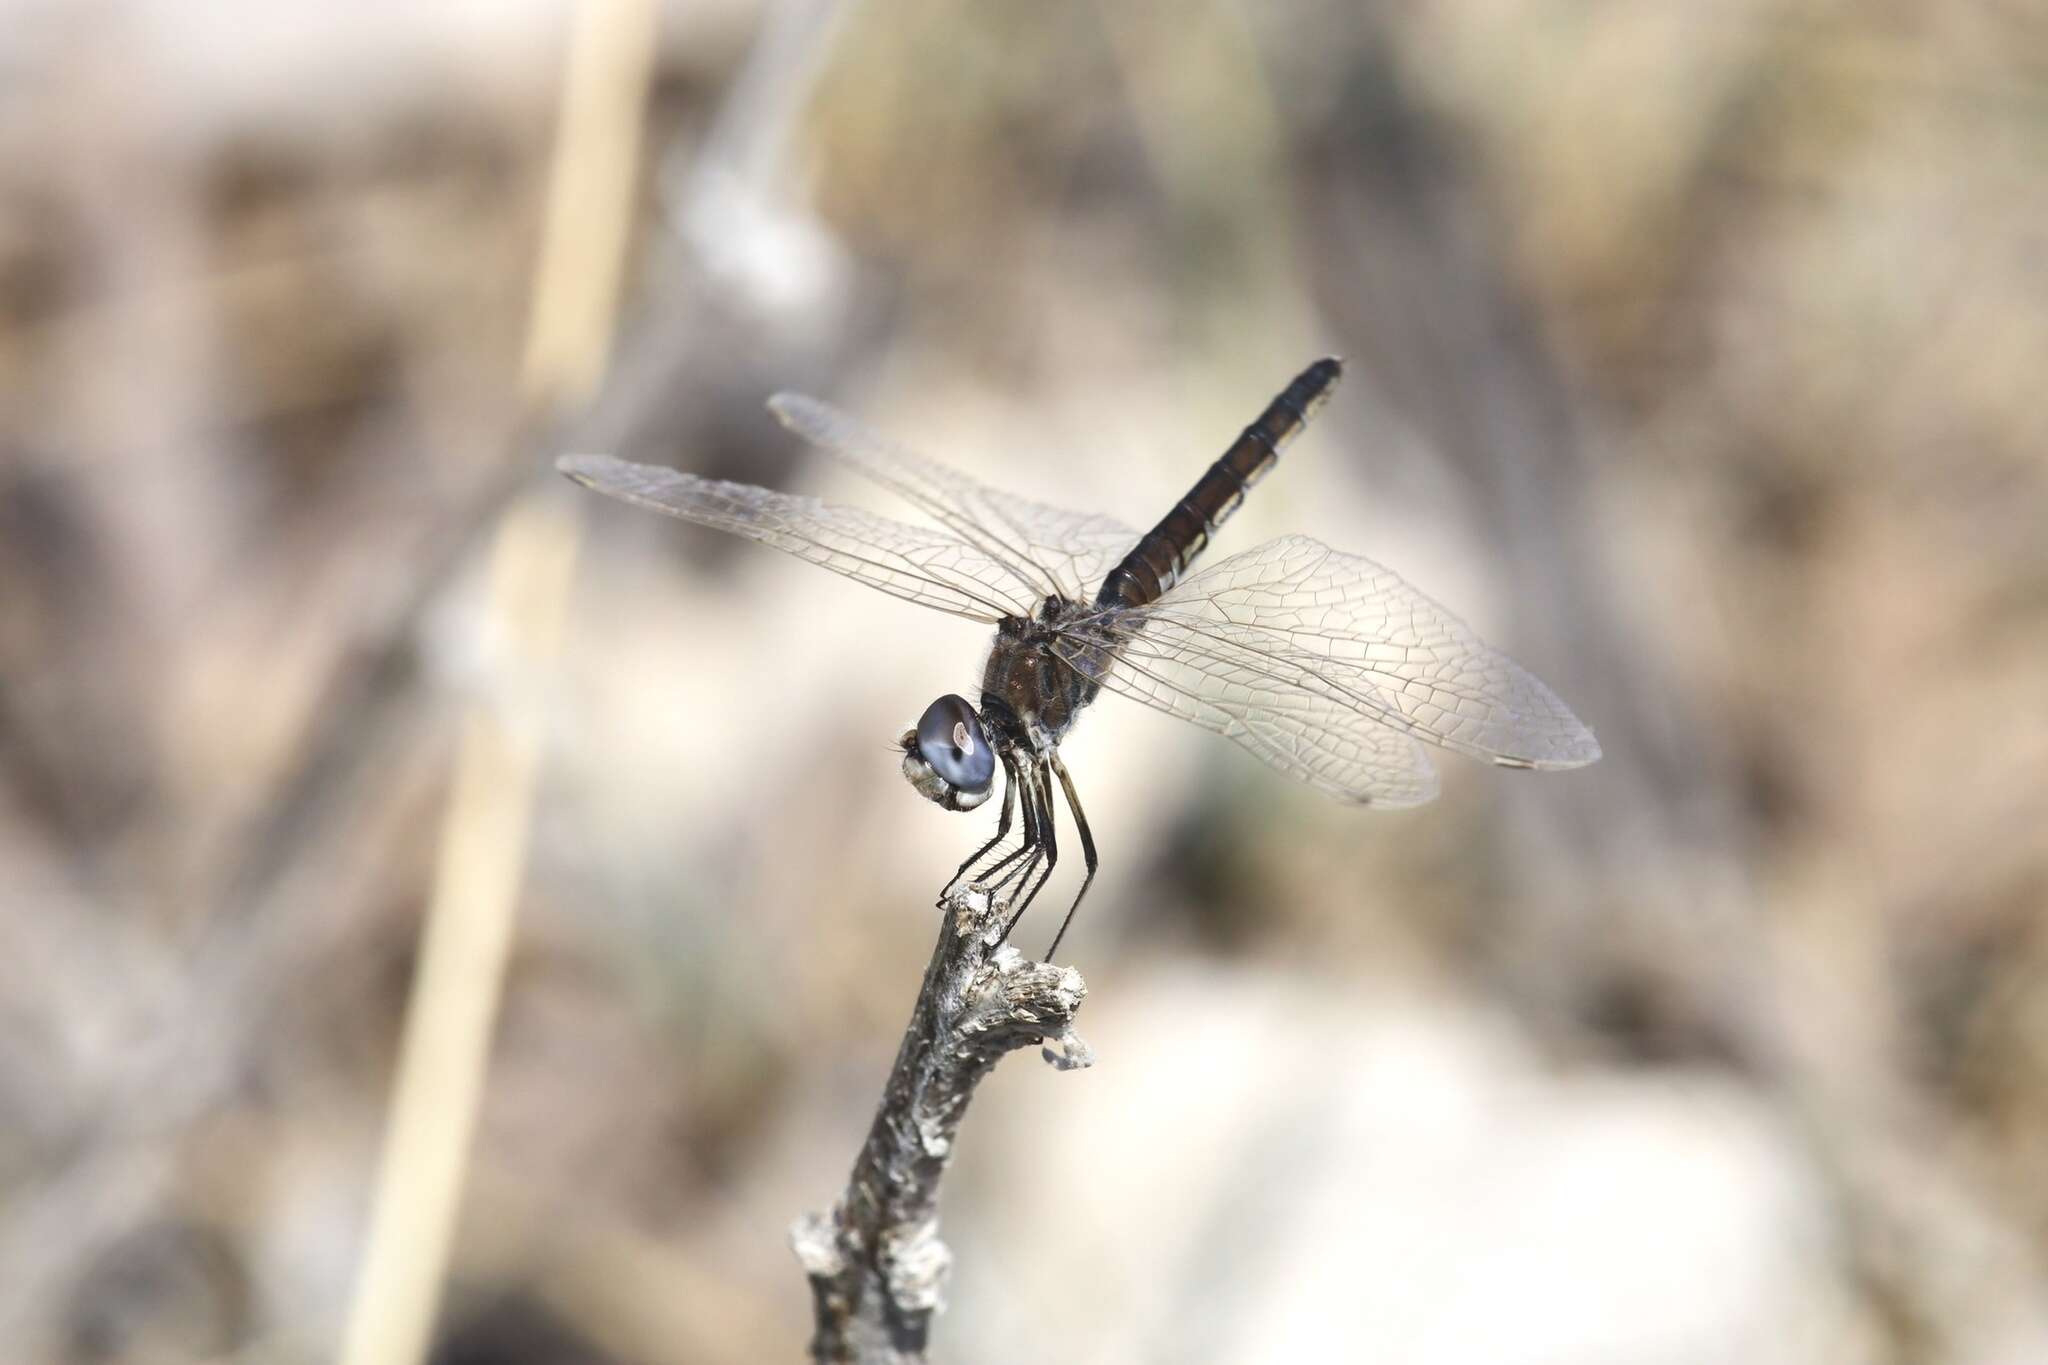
xmin=4 ymin=0 xmax=2046 ymax=1361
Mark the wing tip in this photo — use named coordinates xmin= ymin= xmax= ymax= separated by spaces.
xmin=555 ymin=452 xmax=610 ymax=485
xmin=1555 ymin=722 xmax=1603 ymax=768
xmin=1490 ymin=725 xmax=1603 ymax=772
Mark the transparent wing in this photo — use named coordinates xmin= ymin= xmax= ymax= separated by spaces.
xmin=558 ymin=454 xmax=1030 ymax=623
xmin=769 ymin=393 xmax=1140 ymax=605
xmin=1056 ymin=534 xmax=1599 ymax=796
xmin=1053 ymin=609 xmax=1441 ymax=806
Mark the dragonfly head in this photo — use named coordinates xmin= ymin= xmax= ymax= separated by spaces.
xmin=900 ymin=694 xmax=995 ymax=812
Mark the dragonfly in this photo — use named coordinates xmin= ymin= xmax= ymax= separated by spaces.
xmin=558 ymin=358 xmax=1600 ymax=959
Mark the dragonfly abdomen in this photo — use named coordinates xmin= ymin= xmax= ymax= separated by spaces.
xmin=1094 ymin=357 xmax=1342 ymax=609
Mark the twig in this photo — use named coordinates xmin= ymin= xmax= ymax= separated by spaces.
xmin=794 ymin=887 xmax=1093 ymax=1364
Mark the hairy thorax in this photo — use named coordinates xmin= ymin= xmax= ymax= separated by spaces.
xmin=978 ymin=596 xmax=1108 ymax=755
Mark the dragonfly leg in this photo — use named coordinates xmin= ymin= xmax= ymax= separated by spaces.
xmin=974 ymin=763 xmax=1040 ymax=899
xmin=1042 ymin=754 xmax=1098 ymax=962
xmin=1001 ymin=763 xmax=1058 ymax=943
xmin=940 ymin=752 xmax=1018 ymax=904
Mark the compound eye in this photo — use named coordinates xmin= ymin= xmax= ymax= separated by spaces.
xmin=914 ymin=694 xmax=994 ymax=793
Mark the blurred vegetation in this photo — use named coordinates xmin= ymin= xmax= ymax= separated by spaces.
xmin=2 ymin=1 xmax=2045 ymax=1362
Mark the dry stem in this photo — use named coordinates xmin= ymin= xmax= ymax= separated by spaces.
xmin=793 ymin=888 xmax=1092 ymax=1364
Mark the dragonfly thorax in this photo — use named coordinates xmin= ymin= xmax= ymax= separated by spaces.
xmin=979 ymin=601 xmax=1105 ymax=757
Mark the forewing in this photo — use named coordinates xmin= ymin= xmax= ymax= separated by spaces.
xmin=1078 ymin=534 xmax=1601 ymax=770
xmin=769 ymin=393 xmax=1140 ymax=604
xmin=558 ymin=454 xmax=1029 ymax=623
